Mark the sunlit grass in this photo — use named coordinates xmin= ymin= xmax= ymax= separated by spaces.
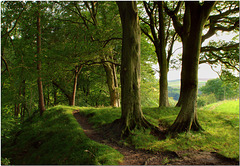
xmin=80 ymin=100 xmax=239 ymax=160
xmin=3 ymin=100 xmax=238 ymax=164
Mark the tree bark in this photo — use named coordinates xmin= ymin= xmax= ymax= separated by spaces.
xmin=157 ymin=1 xmax=169 ymax=107
xmin=37 ymin=2 xmax=46 ymax=115
xmin=112 ymin=1 xmax=152 ymax=137
xmin=169 ymin=2 xmax=216 ymax=133
xmin=103 ymin=62 xmax=120 ymax=107
xmin=71 ymin=65 xmax=83 ymax=106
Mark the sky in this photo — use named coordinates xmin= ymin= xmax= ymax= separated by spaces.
xmin=153 ymin=31 xmax=238 ymax=81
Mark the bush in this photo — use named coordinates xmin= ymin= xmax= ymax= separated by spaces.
xmin=197 ymin=93 xmax=217 ymax=107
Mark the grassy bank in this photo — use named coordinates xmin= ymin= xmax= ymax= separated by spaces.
xmin=2 ymin=106 xmax=123 ymax=165
xmin=80 ymin=100 xmax=239 ymax=160
xmin=2 ymin=100 xmax=238 ymax=165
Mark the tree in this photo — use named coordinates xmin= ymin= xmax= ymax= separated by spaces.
xmin=36 ymin=2 xmax=46 ymax=115
xmin=165 ymin=1 xmax=216 ymax=133
xmin=140 ymin=1 xmax=178 ymax=107
xmin=110 ymin=1 xmax=153 ymax=137
xmin=200 ymin=78 xmax=239 ymax=101
xmin=1 ymin=1 xmax=42 ymax=119
xmin=53 ymin=1 xmax=122 ymax=107
xmin=175 ymin=1 xmax=239 ymax=107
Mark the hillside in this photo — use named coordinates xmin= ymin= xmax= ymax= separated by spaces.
xmin=2 ymin=106 xmax=123 ymax=165
xmin=2 ymin=100 xmax=238 ymax=165
xmin=168 ymin=79 xmax=208 ymax=89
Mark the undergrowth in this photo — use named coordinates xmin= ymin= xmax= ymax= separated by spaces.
xmin=1 ymin=106 xmax=123 ymax=165
xmin=80 ymin=100 xmax=239 ymax=160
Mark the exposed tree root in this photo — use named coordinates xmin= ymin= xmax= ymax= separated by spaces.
xmin=102 ymin=117 xmax=166 ymax=140
xmin=168 ymin=116 xmax=204 ymax=135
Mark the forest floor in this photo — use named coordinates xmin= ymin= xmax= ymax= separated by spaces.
xmin=73 ymin=110 xmax=238 ymax=165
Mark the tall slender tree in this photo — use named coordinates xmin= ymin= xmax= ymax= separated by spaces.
xmin=36 ymin=2 xmax=46 ymax=115
xmin=140 ymin=1 xmax=178 ymax=107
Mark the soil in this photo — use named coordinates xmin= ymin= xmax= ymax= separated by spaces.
xmin=73 ymin=110 xmax=239 ymax=165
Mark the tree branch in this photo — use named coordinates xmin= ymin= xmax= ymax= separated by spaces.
xmin=164 ymin=2 xmax=183 ymax=38
xmin=209 ymin=6 xmax=239 ymax=21
xmin=102 ymin=37 xmax=122 ymax=48
xmin=143 ymin=1 xmax=158 ymax=42
xmin=141 ymin=27 xmax=154 ymax=43
xmin=1 ymin=55 xmax=9 ymax=74
xmin=202 ymin=3 xmax=238 ymax=43
xmin=52 ymin=81 xmax=71 ymax=99
xmin=201 ymin=51 xmax=239 ymax=71
xmin=1 ymin=5 xmax=25 ymax=38
xmin=201 ymin=43 xmax=239 ymax=52
xmin=173 ymin=1 xmax=183 ymax=15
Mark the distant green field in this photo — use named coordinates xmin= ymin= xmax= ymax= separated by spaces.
xmin=168 ymin=79 xmax=207 ymax=89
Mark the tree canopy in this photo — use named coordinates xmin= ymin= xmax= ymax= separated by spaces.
xmin=1 ymin=0 xmax=239 ymax=135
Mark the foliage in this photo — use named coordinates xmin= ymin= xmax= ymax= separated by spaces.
xmin=79 ymin=100 xmax=239 ymax=160
xmin=168 ymin=86 xmax=180 ymax=101
xmin=200 ymin=78 xmax=239 ymax=101
xmin=1 ymin=106 xmax=123 ymax=165
xmin=197 ymin=93 xmax=217 ymax=107
xmin=1 ymin=107 xmax=22 ymax=145
xmin=1 ymin=157 xmax=11 ymax=165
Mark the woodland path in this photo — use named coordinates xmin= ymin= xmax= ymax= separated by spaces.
xmin=73 ymin=110 xmax=238 ymax=165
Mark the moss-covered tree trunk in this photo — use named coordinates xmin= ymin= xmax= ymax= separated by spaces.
xmin=114 ymin=1 xmax=151 ymax=137
xmin=36 ymin=2 xmax=46 ymax=115
xmin=169 ymin=2 xmax=216 ymax=133
xmin=103 ymin=62 xmax=120 ymax=107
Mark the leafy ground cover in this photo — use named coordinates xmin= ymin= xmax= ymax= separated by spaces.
xmin=1 ymin=106 xmax=123 ymax=165
xmin=80 ymin=99 xmax=239 ymax=160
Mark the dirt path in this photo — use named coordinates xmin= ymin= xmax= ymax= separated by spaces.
xmin=73 ymin=110 xmax=238 ymax=165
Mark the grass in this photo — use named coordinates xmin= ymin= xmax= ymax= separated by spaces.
xmin=2 ymin=105 xmax=123 ymax=165
xmin=3 ymin=100 xmax=238 ymax=164
xmin=79 ymin=99 xmax=239 ymax=160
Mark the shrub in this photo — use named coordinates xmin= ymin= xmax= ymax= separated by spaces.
xmin=197 ymin=93 xmax=217 ymax=107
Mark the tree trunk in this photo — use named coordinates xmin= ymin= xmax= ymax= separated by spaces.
xmin=71 ymin=73 xmax=78 ymax=106
xmin=103 ymin=62 xmax=120 ymax=107
xmin=157 ymin=1 xmax=169 ymax=107
xmin=71 ymin=65 xmax=83 ymax=106
xmin=113 ymin=64 xmax=120 ymax=107
xmin=36 ymin=2 xmax=46 ymax=115
xmin=53 ymin=86 xmax=57 ymax=106
xmin=169 ymin=2 xmax=215 ymax=133
xmin=15 ymin=104 xmax=20 ymax=118
xmin=21 ymin=80 xmax=26 ymax=120
xmin=113 ymin=1 xmax=152 ymax=137
xmin=143 ymin=1 xmax=170 ymax=107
